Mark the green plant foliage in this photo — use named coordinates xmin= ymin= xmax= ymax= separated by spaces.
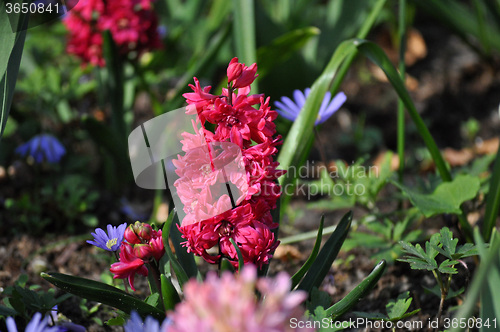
xmin=291 ymin=215 xmax=324 ymax=289
xmin=41 ymin=272 xmax=165 ymax=320
xmin=354 ymin=291 xmax=420 ymax=322
xmin=325 ymin=260 xmax=387 ymax=319
xmin=0 ymin=274 xmax=71 ymax=321
xmin=307 ymin=153 xmax=394 ymax=211
xmin=345 ymin=211 xmax=422 ymax=263
xmin=399 ymin=227 xmax=478 ymax=320
xmin=297 ymin=211 xmax=352 ymax=294
xmin=449 ymin=229 xmax=500 ymax=332
xmin=0 ymin=7 xmax=28 ymax=141
xmin=482 ymin=141 xmax=500 ymax=241
xmin=391 ymin=174 xmax=480 ymax=218
xmin=257 ymin=27 xmax=320 ymax=76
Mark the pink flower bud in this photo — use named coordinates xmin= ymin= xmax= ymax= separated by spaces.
xmin=124 ymin=225 xmax=141 ymax=244
xmin=227 ymin=57 xmax=243 ymax=83
xmin=136 ymin=223 xmax=153 ymax=241
xmin=134 ymin=244 xmax=153 ymax=260
xmin=232 ymin=63 xmax=258 ymax=89
xmin=149 ymin=235 xmax=165 ymax=261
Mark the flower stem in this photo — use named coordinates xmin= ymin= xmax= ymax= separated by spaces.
xmin=228 ymin=83 xmax=233 ymax=106
xmin=397 ymin=0 xmax=407 ymax=184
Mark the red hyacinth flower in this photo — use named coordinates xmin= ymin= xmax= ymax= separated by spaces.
xmin=110 ymin=243 xmax=148 ymax=291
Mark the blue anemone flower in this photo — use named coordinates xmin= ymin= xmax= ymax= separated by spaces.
xmin=15 ymin=134 xmax=66 ymax=164
xmin=124 ymin=311 xmax=171 ymax=332
xmin=87 ymin=223 xmax=127 ymax=251
xmin=6 ymin=313 xmax=59 ymax=332
xmin=275 ymin=88 xmax=347 ymax=125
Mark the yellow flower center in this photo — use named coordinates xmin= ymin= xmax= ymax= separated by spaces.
xmin=106 ymin=238 xmax=118 ymax=250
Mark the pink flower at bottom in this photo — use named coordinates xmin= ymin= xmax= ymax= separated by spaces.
xmin=168 ymin=265 xmax=313 ymax=332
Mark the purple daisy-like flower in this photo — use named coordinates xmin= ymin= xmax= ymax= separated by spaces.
xmin=124 ymin=311 xmax=171 ymax=332
xmin=6 ymin=312 xmax=59 ymax=332
xmin=275 ymin=88 xmax=347 ymax=125
xmin=15 ymin=134 xmax=66 ymax=164
xmin=48 ymin=306 xmax=86 ymax=332
xmin=87 ymin=223 xmax=127 ymax=251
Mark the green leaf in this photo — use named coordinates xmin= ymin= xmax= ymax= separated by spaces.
xmin=353 ymin=311 xmax=388 ymax=320
xmin=83 ymin=117 xmax=132 ymax=190
xmin=398 ymin=241 xmax=438 ymax=271
xmin=145 ymin=293 xmax=160 ymax=308
xmin=102 ymin=30 xmax=126 ymax=141
xmin=438 ymin=259 xmax=459 ymax=274
xmin=257 ymin=27 xmax=320 ymax=76
xmin=160 ymin=274 xmax=180 ymax=311
xmin=306 ymin=287 xmax=332 ymax=313
xmin=106 ymin=316 xmax=126 ymax=326
xmin=391 ymin=175 xmax=480 ymax=217
xmin=0 ymin=8 xmax=28 ymax=141
xmin=307 ymin=306 xmax=349 ymax=331
xmin=483 ymin=139 xmax=500 ymax=241
xmin=278 ymin=41 xmax=358 ymax=188
xmin=229 ymin=238 xmax=244 ymax=271
xmin=439 ymin=227 xmax=458 ymax=257
xmin=291 ymin=215 xmax=324 ymax=289
xmin=325 ymin=260 xmax=387 ymax=319
xmin=161 ymin=210 xmax=189 ymax=287
xmin=41 ymin=272 xmax=165 ymax=320
xmin=297 ymin=211 xmax=352 ymax=294
xmin=0 ymin=305 xmax=17 ymax=317
xmin=233 ymin=0 xmax=258 ymax=92
xmin=415 ymin=0 xmax=500 ymax=54
xmin=386 ymin=292 xmax=420 ymax=321
xmin=454 ymin=243 xmax=478 ymax=259
xmin=354 ymin=291 xmax=421 ymax=321
xmin=169 ymin=213 xmax=199 ymax=280
xmin=423 ymin=284 xmax=464 ymax=300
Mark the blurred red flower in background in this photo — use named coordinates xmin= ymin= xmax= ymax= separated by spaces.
xmin=64 ymin=0 xmax=162 ymax=66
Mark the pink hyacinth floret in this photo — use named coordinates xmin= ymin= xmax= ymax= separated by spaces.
xmin=110 ymin=222 xmax=165 ymax=290
xmin=64 ymin=0 xmax=162 ymax=66
xmin=174 ymin=58 xmax=285 ymax=269
xmin=168 ymin=265 xmax=313 ymax=332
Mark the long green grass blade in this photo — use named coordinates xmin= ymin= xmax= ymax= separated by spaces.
xmin=449 ymin=229 xmax=500 ymax=332
xmin=41 ymin=272 xmax=165 ymax=320
xmin=297 ymin=211 xmax=352 ymax=294
xmin=415 ymin=0 xmax=500 ymax=54
xmin=169 ymin=213 xmax=199 ymax=280
xmin=329 ymin=0 xmax=387 ymax=95
xmin=353 ymin=39 xmax=474 ymax=240
xmin=160 ymin=274 xmax=180 ymax=311
xmin=257 ymin=27 xmax=320 ymax=76
xmin=280 ymin=224 xmax=338 ymax=245
xmin=325 ymin=260 xmax=387 ymax=318
xmin=167 ymin=21 xmax=231 ymax=111
xmin=233 ymin=0 xmax=258 ymax=92
xmin=291 ymin=215 xmax=324 ymax=289
xmin=353 ymin=39 xmax=450 ymax=181
xmin=278 ymin=0 xmax=386 ymax=191
xmin=161 ymin=210 xmax=189 ymax=287
xmin=229 ymin=238 xmax=244 ymax=271
xmin=102 ymin=31 xmax=126 ymax=141
xmin=397 ymin=0 xmax=407 ymax=183
xmin=482 ymin=142 xmax=500 ymax=241
xmin=0 ymin=9 xmax=28 ymax=141
xmin=278 ymin=40 xmax=358 ymax=187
